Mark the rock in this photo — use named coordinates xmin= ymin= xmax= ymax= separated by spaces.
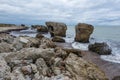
xmin=0 ymin=42 xmax=15 ymax=53
xmin=31 ymin=25 xmax=48 ymax=33
xmin=10 ymin=67 xmax=26 ymax=80
xmin=75 ymin=23 xmax=94 ymax=43
xmin=30 ymin=64 xmax=37 ymax=73
xmin=0 ymin=57 xmax=11 ymax=79
xmin=5 ymin=48 xmax=55 ymax=63
xmin=0 ymin=23 xmax=16 ymax=27
xmin=63 ymin=48 xmax=82 ymax=57
xmin=40 ymin=37 xmax=56 ymax=48
xmin=36 ymin=33 xmax=44 ymax=39
xmin=35 ymin=58 xmax=50 ymax=76
xmin=112 ymin=76 xmax=120 ymax=80
xmin=0 ymin=33 xmax=15 ymax=43
xmin=65 ymin=53 xmax=108 ymax=80
xmin=88 ymin=42 xmax=112 ymax=55
xmin=52 ymin=36 xmax=65 ymax=43
xmin=21 ymin=65 xmax=32 ymax=75
xmin=55 ymin=47 xmax=68 ymax=59
xmin=46 ymin=22 xmax=67 ymax=37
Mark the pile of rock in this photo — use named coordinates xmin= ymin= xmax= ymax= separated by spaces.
xmin=0 ymin=33 xmax=108 ymax=80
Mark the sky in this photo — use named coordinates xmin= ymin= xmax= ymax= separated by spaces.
xmin=0 ymin=0 xmax=120 ymax=25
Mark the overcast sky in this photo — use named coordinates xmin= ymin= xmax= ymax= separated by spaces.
xmin=0 ymin=0 xmax=120 ymax=25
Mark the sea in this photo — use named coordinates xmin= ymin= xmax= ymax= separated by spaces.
xmin=10 ymin=25 xmax=120 ymax=64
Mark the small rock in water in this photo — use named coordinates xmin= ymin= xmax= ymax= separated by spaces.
xmin=88 ymin=42 xmax=112 ymax=55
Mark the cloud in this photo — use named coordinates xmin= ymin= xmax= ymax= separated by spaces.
xmin=0 ymin=0 xmax=120 ymax=25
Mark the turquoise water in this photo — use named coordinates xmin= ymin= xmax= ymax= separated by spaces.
xmin=10 ymin=25 xmax=120 ymax=63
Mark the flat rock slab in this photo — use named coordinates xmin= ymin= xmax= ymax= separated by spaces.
xmin=0 ymin=26 xmax=27 ymax=33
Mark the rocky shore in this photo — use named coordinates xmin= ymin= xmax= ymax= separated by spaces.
xmin=0 ymin=22 xmax=119 ymax=80
xmin=0 ymin=24 xmax=28 ymax=33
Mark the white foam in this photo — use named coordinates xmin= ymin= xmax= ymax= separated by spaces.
xmin=72 ymin=42 xmax=89 ymax=50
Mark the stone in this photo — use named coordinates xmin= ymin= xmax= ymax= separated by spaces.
xmin=30 ymin=64 xmax=37 ymax=73
xmin=40 ymin=37 xmax=56 ymax=48
xmin=88 ymin=42 xmax=112 ymax=55
xmin=65 ymin=53 xmax=108 ymax=80
xmin=0 ymin=33 xmax=15 ymax=43
xmin=52 ymin=36 xmax=65 ymax=43
xmin=0 ymin=57 xmax=11 ymax=79
xmin=10 ymin=67 xmax=26 ymax=80
xmin=36 ymin=33 xmax=44 ymax=39
xmin=5 ymin=48 xmax=55 ymax=64
xmin=0 ymin=42 xmax=15 ymax=53
xmin=21 ymin=65 xmax=32 ymax=75
xmin=35 ymin=58 xmax=50 ymax=76
xmin=46 ymin=21 xmax=67 ymax=37
xmin=31 ymin=25 xmax=48 ymax=33
xmin=75 ymin=23 xmax=94 ymax=43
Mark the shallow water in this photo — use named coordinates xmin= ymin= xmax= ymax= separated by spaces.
xmin=10 ymin=25 xmax=120 ymax=63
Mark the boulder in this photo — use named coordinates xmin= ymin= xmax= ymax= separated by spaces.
xmin=65 ymin=53 xmax=108 ymax=80
xmin=5 ymin=48 xmax=55 ymax=63
xmin=0 ymin=33 xmax=15 ymax=43
xmin=40 ymin=37 xmax=56 ymax=48
xmin=0 ymin=57 xmax=11 ymax=79
xmin=88 ymin=42 xmax=112 ymax=55
xmin=35 ymin=58 xmax=50 ymax=76
xmin=0 ymin=42 xmax=15 ymax=53
xmin=75 ymin=23 xmax=94 ymax=43
xmin=31 ymin=25 xmax=48 ymax=33
xmin=52 ymin=36 xmax=65 ymax=43
xmin=36 ymin=33 xmax=44 ymax=39
xmin=46 ymin=22 xmax=67 ymax=37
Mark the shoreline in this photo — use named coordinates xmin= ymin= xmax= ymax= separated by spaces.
xmin=55 ymin=42 xmax=120 ymax=80
xmin=0 ymin=26 xmax=120 ymax=80
xmin=0 ymin=26 xmax=28 ymax=33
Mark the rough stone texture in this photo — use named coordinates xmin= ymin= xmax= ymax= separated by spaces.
xmin=40 ymin=37 xmax=56 ymax=48
xmin=75 ymin=23 xmax=94 ymax=43
xmin=65 ymin=53 xmax=108 ymax=80
xmin=52 ymin=36 xmax=65 ymax=43
xmin=0 ymin=33 xmax=15 ymax=43
xmin=46 ymin=22 xmax=67 ymax=37
xmin=88 ymin=42 xmax=112 ymax=55
xmin=0 ymin=42 xmax=15 ymax=53
xmin=5 ymin=48 xmax=55 ymax=63
xmin=35 ymin=58 xmax=50 ymax=76
xmin=36 ymin=33 xmax=44 ymax=39
xmin=0 ymin=57 xmax=11 ymax=79
xmin=31 ymin=25 xmax=48 ymax=33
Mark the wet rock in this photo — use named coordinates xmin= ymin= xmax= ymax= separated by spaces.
xmin=36 ymin=33 xmax=44 ymax=39
xmin=65 ymin=53 xmax=108 ymax=80
xmin=35 ymin=58 xmax=50 ymax=76
xmin=0 ymin=42 xmax=15 ymax=53
xmin=88 ymin=42 xmax=112 ymax=55
xmin=52 ymin=36 xmax=65 ymax=43
xmin=31 ymin=25 xmax=48 ymax=33
xmin=75 ymin=23 xmax=94 ymax=43
xmin=46 ymin=22 xmax=67 ymax=37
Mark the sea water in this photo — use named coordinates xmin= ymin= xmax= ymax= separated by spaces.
xmin=10 ymin=25 xmax=120 ymax=63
